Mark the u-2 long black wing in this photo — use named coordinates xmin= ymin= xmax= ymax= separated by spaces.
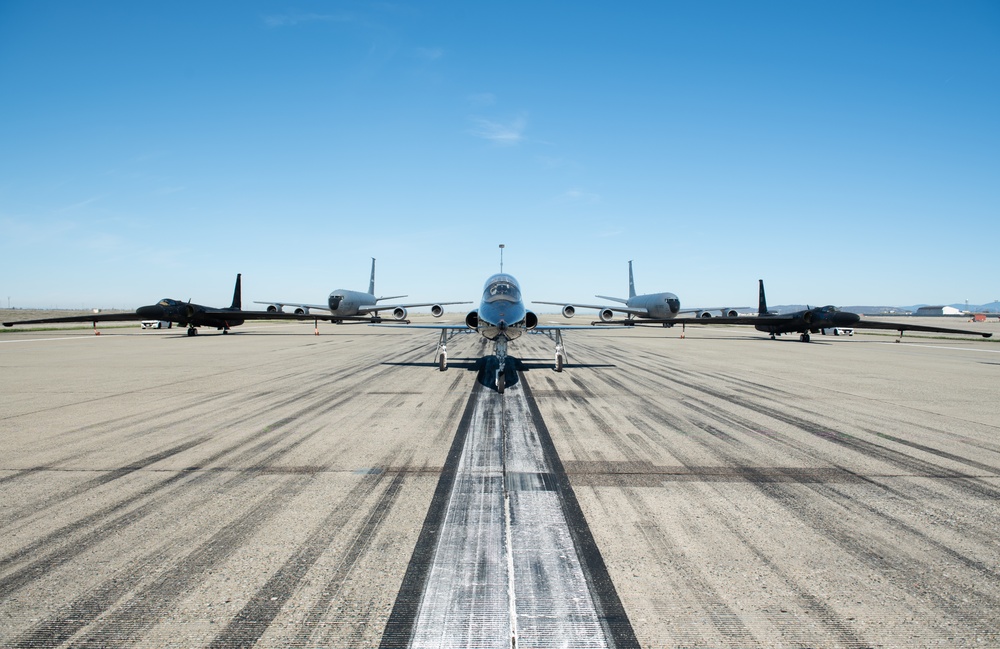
xmin=851 ymin=320 xmax=992 ymax=338
xmin=3 ymin=313 xmax=147 ymax=326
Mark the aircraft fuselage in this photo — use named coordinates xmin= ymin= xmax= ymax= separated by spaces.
xmin=327 ymin=289 xmax=375 ymax=316
xmin=474 ymin=273 xmax=531 ymax=341
xmin=627 ymin=292 xmax=681 ymax=320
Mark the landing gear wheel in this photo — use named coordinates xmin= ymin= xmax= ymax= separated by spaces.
xmin=187 ymin=328 xmax=198 ymax=337
xmin=497 ymin=371 xmax=506 ymax=394
xmin=438 ymin=353 xmax=447 ymax=371
xmin=555 ymin=354 xmax=564 ymax=373
xmin=799 ymin=333 xmax=810 ymax=343
xmin=770 ymin=333 xmax=776 ymax=340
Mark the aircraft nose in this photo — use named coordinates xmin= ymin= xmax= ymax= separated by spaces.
xmin=667 ymin=298 xmax=680 ymax=314
xmin=836 ymin=312 xmax=861 ymax=326
xmin=136 ymin=305 xmax=163 ymax=318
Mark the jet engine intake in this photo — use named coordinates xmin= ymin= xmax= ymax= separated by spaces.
xmin=392 ymin=307 xmax=408 ymax=321
xmin=265 ymin=304 xmax=280 ymax=313
xmin=525 ymin=311 xmax=538 ymax=329
xmin=465 ymin=310 xmax=479 ymax=330
xmin=598 ymin=308 xmax=615 ymax=322
xmin=293 ymin=307 xmax=309 ymax=315
xmin=724 ymin=309 xmax=738 ymax=317
xmin=562 ymin=305 xmax=576 ymax=318
xmin=185 ymin=304 xmax=196 ymax=319
xmin=700 ymin=311 xmax=713 ymax=318
xmin=430 ymin=304 xmax=444 ymax=318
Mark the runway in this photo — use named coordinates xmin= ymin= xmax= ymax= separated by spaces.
xmin=1 ymin=318 xmax=998 ymax=648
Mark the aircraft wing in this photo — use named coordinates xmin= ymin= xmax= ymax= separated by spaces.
xmin=360 ymin=301 xmax=472 ymax=312
xmin=252 ymin=301 xmax=331 ymax=312
xmin=225 ymin=311 xmax=376 ymax=322
xmin=851 ymin=320 xmax=993 ymax=338
xmin=593 ymin=316 xmax=794 ymax=327
xmin=533 ymin=301 xmax=651 ymax=318
xmin=3 ymin=313 xmax=147 ymax=326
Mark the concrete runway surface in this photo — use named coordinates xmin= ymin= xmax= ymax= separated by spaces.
xmin=1 ymin=317 xmax=998 ymax=648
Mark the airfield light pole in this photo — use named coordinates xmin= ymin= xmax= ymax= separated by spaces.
xmin=499 ymin=243 xmax=505 ymax=273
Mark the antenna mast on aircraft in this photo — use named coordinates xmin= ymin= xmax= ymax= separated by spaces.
xmin=499 ymin=243 xmax=505 ymax=273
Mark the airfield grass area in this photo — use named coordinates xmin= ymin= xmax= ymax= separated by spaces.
xmin=1 ymin=316 xmax=998 ymax=648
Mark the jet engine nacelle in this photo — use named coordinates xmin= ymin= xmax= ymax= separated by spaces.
xmin=699 ymin=311 xmax=713 ymax=318
xmin=465 ymin=310 xmax=479 ymax=330
xmin=598 ymin=308 xmax=615 ymax=322
xmin=293 ymin=306 xmax=309 ymax=315
xmin=430 ymin=304 xmax=444 ymax=318
xmin=525 ymin=311 xmax=538 ymax=329
xmin=265 ymin=304 xmax=281 ymax=313
xmin=562 ymin=305 xmax=576 ymax=318
xmin=724 ymin=308 xmax=738 ymax=317
xmin=392 ymin=307 xmax=408 ymax=321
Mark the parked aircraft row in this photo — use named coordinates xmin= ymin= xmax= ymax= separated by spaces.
xmin=3 ymin=252 xmax=991 ymax=393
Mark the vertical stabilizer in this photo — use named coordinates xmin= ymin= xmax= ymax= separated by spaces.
xmin=369 ymin=258 xmax=376 ymax=296
xmin=758 ymin=279 xmax=767 ymax=316
xmin=628 ymin=260 xmax=636 ymax=299
xmin=231 ymin=274 xmax=242 ymax=310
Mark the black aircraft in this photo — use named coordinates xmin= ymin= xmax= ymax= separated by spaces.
xmin=598 ymin=280 xmax=993 ymax=342
xmin=2 ymin=274 xmax=380 ymax=336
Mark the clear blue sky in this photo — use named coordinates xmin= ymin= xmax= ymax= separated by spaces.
xmin=2 ymin=1 xmax=998 ymax=310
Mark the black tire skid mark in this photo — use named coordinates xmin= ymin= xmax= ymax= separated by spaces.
xmin=206 ymin=454 xmax=409 ymax=649
xmin=561 ymin=361 xmax=874 ymax=646
xmin=12 ymin=447 xmax=401 ymax=649
xmin=0 ymin=437 xmax=210 ymax=528
xmin=295 ymin=464 xmax=412 ymax=648
xmin=595 ymin=470 xmax=775 ymax=648
xmin=554 ymin=333 xmax=1000 ymax=638
xmin=614 ymin=354 xmax=1000 ymax=501
xmin=9 ymin=473 xmax=319 ymax=649
xmin=624 ymin=379 xmax=1000 ymax=640
xmin=636 ymin=384 xmax=1000 ymax=577
xmin=589 ymin=418 xmax=876 ymax=647
xmin=0 ymin=384 xmax=363 ymax=601
xmin=518 ymin=374 xmax=641 ymax=649
xmin=379 ymin=368 xmax=484 ymax=648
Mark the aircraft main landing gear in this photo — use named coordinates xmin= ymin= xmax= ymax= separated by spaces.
xmin=495 ymin=338 xmax=508 ymax=394
xmin=799 ymin=332 xmax=811 ymax=342
xmin=187 ymin=327 xmax=198 ymax=337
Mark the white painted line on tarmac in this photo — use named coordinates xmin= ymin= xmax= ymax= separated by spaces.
xmin=0 ymin=335 xmax=106 ymax=344
xmin=879 ymin=343 xmax=1000 ymax=354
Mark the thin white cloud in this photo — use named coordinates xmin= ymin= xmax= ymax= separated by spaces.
xmin=262 ymin=13 xmax=354 ymax=28
xmin=469 ymin=115 xmax=527 ymax=146
xmin=414 ymin=46 xmax=444 ymax=61
xmin=554 ymin=189 xmax=601 ymax=204
xmin=467 ymin=92 xmax=496 ymax=107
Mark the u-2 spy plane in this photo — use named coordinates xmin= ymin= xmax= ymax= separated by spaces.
xmin=535 ymin=260 xmax=742 ymax=323
xmin=2 ymin=274 xmax=373 ymax=336
xmin=255 ymin=257 xmax=469 ymax=322
xmin=601 ymin=279 xmax=993 ymax=342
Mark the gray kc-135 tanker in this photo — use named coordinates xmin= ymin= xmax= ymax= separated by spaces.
xmin=255 ymin=257 xmax=469 ymax=322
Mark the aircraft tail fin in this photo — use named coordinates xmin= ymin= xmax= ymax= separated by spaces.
xmin=369 ymin=258 xmax=376 ymax=295
xmin=231 ymin=274 xmax=242 ymax=310
xmin=628 ymin=260 xmax=636 ymax=299
xmin=758 ymin=279 xmax=767 ymax=316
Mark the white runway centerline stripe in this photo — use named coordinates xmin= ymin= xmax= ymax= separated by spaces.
xmin=409 ymin=378 xmax=610 ymax=649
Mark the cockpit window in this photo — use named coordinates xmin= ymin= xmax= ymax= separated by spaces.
xmin=158 ymin=299 xmax=179 ymax=307
xmin=484 ymin=281 xmax=521 ymax=304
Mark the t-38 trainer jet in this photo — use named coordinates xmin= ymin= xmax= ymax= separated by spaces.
xmin=598 ymin=279 xmax=993 ymax=342
xmin=394 ymin=247 xmax=612 ymax=393
xmin=2 ymin=274 xmax=373 ymax=336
